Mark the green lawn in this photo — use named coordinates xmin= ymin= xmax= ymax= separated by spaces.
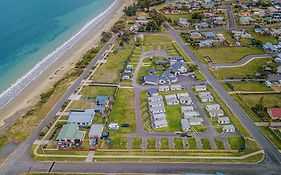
xmin=213 ymin=58 xmax=272 ymax=79
xmin=66 ymin=100 xmax=93 ymax=111
xmin=214 ymin=138 xmax=225 ymax=150
xmin=228 ymin=137 xmax=245 ymax=150
xmin=80 ymin=86 xmax=116 ymax=99
xmin=191 ymin=47 xmax=264 ymax=64
xmin=132 ymin=137 xmax=143 ymax=149
xmin=201 ymin=138 xmax=211 ymax=149
xmin=92 ymin=44 xmax=133 ymax=83
xmin=156 ymin=105 xmax=182 ymax=132
xmin=107 ymin=89 xmax=136 ymax=134
xmin=144 ymin=34 xmax=174 ymax=44
xmin=147 ymin=137 xmax=156 ymax=149
xmin=108 ymin=135 xmax=128 ymax=149
xmin=249 ymin=30 xmax=278 ymax=44
xmin=165 ymin=13 xmax=192 ymax=21
xmin=188 ymin=138 xmax=197 ymax=149
xmin=230 ymin=82 xmax=272 ymax=92
xmin=238 ymin=94 xmax=281 ymax=108
xmin=137 ymin=66 xmax=153 ymax=84
xmin=194 ymin=70 xmax=206 ymax=81
xmin=174 ymin=138 xmax=183 ymax=149
xmin=161 ymin=138 xmax=169 ymax=149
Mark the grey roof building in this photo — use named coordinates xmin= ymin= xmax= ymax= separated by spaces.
xmin=89 ymin=124 xmax=104 ymax=139
xmin=206 ymin=104 xmax=221 ymax=111
xmin=149 ymin=106 xmax=166 ymax=114
xmin=188 ymin=117 xmax=204 ymax=126
xmin=222 ymin=124 xmax=235 ymax=132
xmin=68 ymin=109 xmax=95 ymax=126
xmin=148 ymin=95 xmax=163 ymax=102
xmin=217 ymin=117 xmax=230 ymax=124
xmin=148 ymin=100 xmax=164 ymax=108
xmin=158 ymin=85 xmax=170 ymax=92
xmin=153 ymin=119 xmax=168 ymax=129
xmin=181 ymin=119 xmax=191 ymax=131
xmin=147 ymin=88 xmax=158 ymax=97
xmin=209 ymin=109 xmax=224 ymax=117
xmin=170 ymin=84 xmax=182 ymax=90
xmin=179 ymin=96 xmax=192 ymax=104
xmin=166 ymin=97 xmax=180 ymax=106
xmin=195 ymin=85 xmax=207 ymax=92
xmin=142 ymin=74 xmax=159 ymax=85
xmin=181 ymin=105 xmax=195 ymax=113
xmin=184 ymin=111 xmax=200 ymax=118
xmin=152 ymin=113 xmax=167 ymax=121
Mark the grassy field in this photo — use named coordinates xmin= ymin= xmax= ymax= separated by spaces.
xmin=191 ymin=47 xmax=264 ymax=64
xmin=156 ymin=105 xmax=182 ymax=132
xmin=92 ymin=44 xmax=133 ymax=83
xmin=107 ymin=89 xmax=136 ymax=134
xmin=188 ymin=138 xmax=197 ymax=149
xmin=174 ymin=138 xmax=183 ymax=149
xmin=144 ymin=34 xmax=174 ymax=45
xmin=228 ymin=137 xmax=245 ymax=150
xmin=194 ymin=70 xmax=206 ymax=81
xmin=214 ymin=138 xmax=225 ymax=150
xmin=80 ymin=86 xmax=116 ymax=99
xmin=108 ymin=135 xmax=128 ymax=149
xmin=160 ymin=138 xmax=169 ymax=149
xmin=230 ymin=82 xmax=272 ymax=92
xmin=212 ymin=58 xmax=272 ymax=79
xmin=147 ymin=137 xmax=156 ymax=149
xmin=201 ymin=138 xmax=211 ymax=149
xmin=259 ymin=126 xmax=281 ymax=149
xmin=238 ymin=94 xmax=281 ymax=108
xmin=66 ymin=100 xmax=93 ymax=111
xmin=165 ymin=13 xmax=192 ymax=21
xmin=132 ymin=137 xmax=143 ymax=149
xmin=249 ymin=31 xmax=278 ymax=44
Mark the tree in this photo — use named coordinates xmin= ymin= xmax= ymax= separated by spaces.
xmin=192 ymin=12 xmax=203 ymax=20
xmin=101 ymin=32 xmax=112 ymax=42
xmin=123 ymin=4 xmax=138 ymax=16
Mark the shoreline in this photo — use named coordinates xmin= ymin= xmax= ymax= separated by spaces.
xmin=0 ymin=0 xmax=133 ymax=128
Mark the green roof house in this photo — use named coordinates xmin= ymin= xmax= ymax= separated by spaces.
xmin=56 ymin=123 xmax=83 ymax=148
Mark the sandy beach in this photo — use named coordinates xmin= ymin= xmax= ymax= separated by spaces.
xmin=0 ymin=0 xmax=134 ymax=128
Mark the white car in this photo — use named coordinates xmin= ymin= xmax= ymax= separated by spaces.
xmin=108 ymin=123 xmax=119 ymax=130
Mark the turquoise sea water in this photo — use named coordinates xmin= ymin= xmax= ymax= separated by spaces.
xmin=0 ymin=0 xmax=114 ymax=93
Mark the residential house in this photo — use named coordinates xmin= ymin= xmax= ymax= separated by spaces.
xmin=122 ymin=73 xmax=130 ymax=80
xmin=200 ymin=95 xmax=214 ymax=102
xmin=96 ymin=96 xmax=112 ymax=108
xmin=148 ymin=68 xmax=157 ymax=74
xmin=142 ymin=74 xmax=159 ymax=85
xmin=199 ymin=40 xmax=213 ymax=47
xmin=148 ymin=95 xmax=163 ymax=102
xmin=267 ymin=108 xmax=281 ymax=119
xmin=275 ymin=54 xmax=281 ymax=63
xmin=89 ymin=124 xmax=104 ymax=146
xmin=199 ymin=91 xmax=212 ymax=97
xmin=194 ymin=22 xmax=209 ymax=29
xmin=217 ymin=117 xmax=230 ymax=124
xmin=153 ymin=120 xmax=168 ymax=129
xmin=239 ymin=16 xmax=256 ymax=25
xmin=184 ymin=111 xmax=200 ymax=119
xmin=179 ymin=96 xmax=192 ymax=105
xmin=181 ymin=119 xmax=191 ymax=131
xmin=152 ymin=113 xmax=167 ymax=121
xmin=147 ymin=88 xmax=158 ymax=97
xmin=263 ymin=42 xmax=278 ymax=53
xmin=165 ymin=94 xmax=180 ymax=106
xmin=209 ymin=109 xmax=224 ymax=117
xmin=195 ymin=85 xmax=207 ymax=92
xmin=188 ymin=117 xmax=204 ymax=126
xmin=169 ymin=56 xmax=184 ymax=63
xmin=170 ymin=84 xmax=182 ymax=91
xmin=159 ymin=70 xmax=178 ymax=84
xmin=206 ymin=104 xmax=221 ymax=111
xmin=149 ymin=106 xmax=166 ymax=114
xmin=222 ymin=125 xmax=236 ymax=132
xmin=137 ymin=16 xmax=148 ymax=25
xmin=159 ymin=85 xmax=170 ymax=92
xmin=68 ymin=109 xmax=95 ymax=127
xmin=181 ymin=105 xmax=195 ymax=113
xmin=179 ymin=18 xmax=190 ymax=27
xmin=190 ymin=32 xmax=203 ymax=40
xmin=171 ymin=61 xmax=187 ymax=75
xmin=148 ymin=100 xmax=164 ymax=108
xmin=177 ymin=93 xmax=190 ymax=98
xmin=56 ymin=123 xmax=83 ymax=149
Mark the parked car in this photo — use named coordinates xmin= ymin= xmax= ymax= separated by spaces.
xmin=121 ymin=123 xmax=130 ymax=127
xmin=108 ymin=123 xmax=119 ymax=130
xmin=180 ymin=133 xmax=191 ymax=137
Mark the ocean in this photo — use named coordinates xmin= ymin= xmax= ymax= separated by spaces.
xmin=0 ymin=0 xmax=114 ymax=107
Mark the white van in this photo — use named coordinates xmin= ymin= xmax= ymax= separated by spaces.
xmin=108 ymin=123 xmax=119 ymax=130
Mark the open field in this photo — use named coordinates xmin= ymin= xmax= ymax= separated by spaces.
xmin=248 ymin=31 xmax=279 ymax=44
xmin=211 ymin=58 xmax=272 ymax=79
xmin=156 ymin=105 xmax=182 ymax=132
xmin=191 ymin=47 xmax=264 ymax=64
xmin=66 ymin=100 xmax=93 ymax=111
xmin=238 ymin=94 xmax=281 ymax=108
xmin=229 ymin=82 xmax=273 ymax=92
xmin=144 ymin=34 xmax=174 ymax=44
xmin=92 ymin=44 xmax=133 ymax=83
xmin=80 ymin=86 xmax=116 ymax=99
xmin=107 ymin=88 xmax=135 ymax=134
xmin=165 ymin=13 xmax=192 ymax=21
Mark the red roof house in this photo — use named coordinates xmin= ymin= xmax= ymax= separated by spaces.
xmin=267 ymin=108 xmax=281 ymax=119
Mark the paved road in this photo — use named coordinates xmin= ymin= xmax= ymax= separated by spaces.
xmin=0 ymin=35 xmax=118 ymax=175
xmin=225 ymin=6 xmax=236 ymax=29
xmin=211 ymin=54 xmax=275 ymax=68
xmin=163 ymin=22 xmax=281 ymax=166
